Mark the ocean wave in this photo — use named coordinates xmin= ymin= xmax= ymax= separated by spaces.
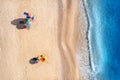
xmin=83 ymin=0 xmax=120 ymax=80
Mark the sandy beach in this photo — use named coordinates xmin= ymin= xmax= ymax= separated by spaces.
xmin=0 ymin=0 xmax=90 ymax=80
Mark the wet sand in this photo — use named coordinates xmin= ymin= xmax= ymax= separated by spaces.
xmin=0 ymin=0 xmax=89 ymax=80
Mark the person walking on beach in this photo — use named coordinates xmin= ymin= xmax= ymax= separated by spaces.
xmin=24 ymin=12 xmax=34 ymax=29
xmin=30 ymin=55 xmax=47 ymax=64
xmin=37 ymin=55 xmax=47 ymax=62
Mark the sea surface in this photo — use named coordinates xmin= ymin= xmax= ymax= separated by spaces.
xmin=83 ymin=0 xmax=120 ymax=80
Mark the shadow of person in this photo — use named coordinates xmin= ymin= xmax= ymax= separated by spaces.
xmin=11 ymin=18 xmax=26 ymax=29
xmin=29 ymin=57 xmax=39 ymax=64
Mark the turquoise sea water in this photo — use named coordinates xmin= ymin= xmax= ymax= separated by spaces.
xmin=84 ymin=0 xmax=120 ymax=80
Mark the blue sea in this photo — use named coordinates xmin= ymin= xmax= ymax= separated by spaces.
xmin=83 ymin=0 xmax=120 ymax=80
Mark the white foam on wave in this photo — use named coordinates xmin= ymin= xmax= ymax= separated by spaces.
xmin=83 ymin=0 xmax=108 ymax=79
xmin=78 ymin=0 xmax=105 ymax=79
xmin=82 ymin=0 xmax=102 ymax=79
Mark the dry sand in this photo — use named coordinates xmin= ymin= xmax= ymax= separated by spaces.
xmin=0 ymin=0 xmax=90 ymax=80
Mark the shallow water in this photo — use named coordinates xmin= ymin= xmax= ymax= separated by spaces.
xmin=84 ymin=0 xmax=120 ymax=80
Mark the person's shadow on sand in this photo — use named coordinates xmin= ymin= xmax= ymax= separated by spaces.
xmin=11 ymin=18 xmax=26 ymax=30
xmin=29 ymin=57 xmax=39 ymax=64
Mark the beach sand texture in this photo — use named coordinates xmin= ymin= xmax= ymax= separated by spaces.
xmin=0 ymin=0 xmax=89 ymax=80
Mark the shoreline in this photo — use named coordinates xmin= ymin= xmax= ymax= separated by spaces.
xmin=82 ymin=0 xmax=92 ymax=71
xmin=77 ymin=0 xmax=92 ymax=80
